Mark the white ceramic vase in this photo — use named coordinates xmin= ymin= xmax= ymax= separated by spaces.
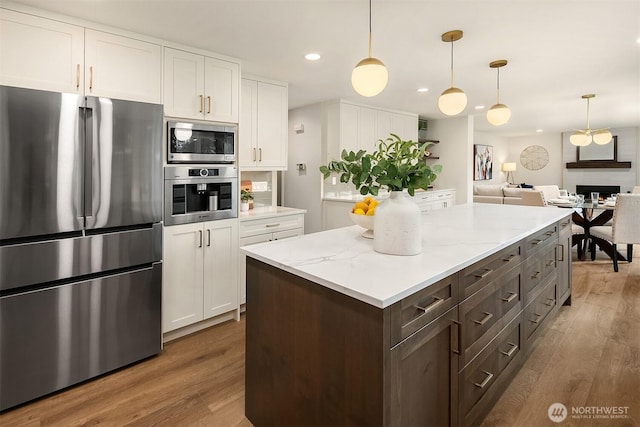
xmin=373 ymin=191 xmax=422 ymax=255
xmin=241 ymin=202 xmax=250 ymax=212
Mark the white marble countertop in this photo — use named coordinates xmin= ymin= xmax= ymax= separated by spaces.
xmin=241 ymin=203 xmax=571 ymax=308
xmin=239 ymin=206 xmax=306 ymax=221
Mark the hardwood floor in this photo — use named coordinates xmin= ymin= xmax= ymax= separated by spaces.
xmin=1 ymin=245 xmax=638 ymax=426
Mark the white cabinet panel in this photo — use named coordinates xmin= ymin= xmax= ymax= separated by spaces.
xmin=359 ymin=106 xmax=378 ymax=153
xmin=240 ymin=78 xmax=288 ymax=169
xmin=203 ymin=220 xmax=238 ymax=319
xmin=204 ymin=57 xmax=239 ymax=123
xmin=0 ymin=9 xmax=84 ymax=93
xmin=85 ymin=29 xmax=161 ymax=103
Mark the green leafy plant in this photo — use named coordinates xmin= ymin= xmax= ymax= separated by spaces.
xmin=240 ymin=189 xmax=254 ymax=202
xmin=320 ymin=134 xmax=442 ymax=196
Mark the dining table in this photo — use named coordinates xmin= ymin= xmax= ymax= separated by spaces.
xmin=557 ymin=200 xmax=624 ymax=261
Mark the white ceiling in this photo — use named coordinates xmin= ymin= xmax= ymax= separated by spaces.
xmin=8 ymin=0 xmax=640 ymax=136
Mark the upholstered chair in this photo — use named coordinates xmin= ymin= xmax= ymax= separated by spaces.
xmin=520 ymin=190 xmax=547 ymax=207
xmin=589 ymin=194 xmax=640 ymax=272
xmin=572 ymin=223 xmax=586 ymax=259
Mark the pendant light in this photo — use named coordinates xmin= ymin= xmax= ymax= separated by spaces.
xmin=486 ymin=60 xmax=511 ymax=126
xmin=569 ymin=94 xmax=612 ymax=146
xmin=351 ymin=0 xmax=388 ymax=97
xmin=438 ymin=30 xmax=467 ymax=116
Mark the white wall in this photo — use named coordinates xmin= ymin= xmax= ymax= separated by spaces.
xmin=282 ymin=104 xmax=324 ymax=233
xmin=425 ymin=115 xmax=474 ymax=204
xmin=504 ymin=133 xmax=563 ymax=186
xmin=562 ymin=126 xmax=638 ymax=193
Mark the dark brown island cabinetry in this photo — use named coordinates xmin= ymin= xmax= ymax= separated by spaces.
xmin=245 ymin=216 xmax=572 ymax=427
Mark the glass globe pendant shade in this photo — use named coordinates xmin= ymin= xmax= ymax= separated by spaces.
xmin=570 ymin=131 xmax=591 ymax=147
xmin=351 ymin=57 xmax=388 ymax=97
xmin=486 ymin=103 xmax=511 ymax=126
xmin=592 ymin=129 xmax=612 ymax=145
xmin=438 ymin=87 xmax=467 ymax=116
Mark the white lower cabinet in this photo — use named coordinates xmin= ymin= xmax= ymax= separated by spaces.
xmin=163 ymin=219 xmax=238 ymax=333
xmin=239 ymin=214 xmax=304 ymax=304
xmin=414 ymin=189 xmax=456 ymax=212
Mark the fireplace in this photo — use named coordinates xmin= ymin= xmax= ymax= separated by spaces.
xmin=576 ymin=185 xmax=621 ymax=199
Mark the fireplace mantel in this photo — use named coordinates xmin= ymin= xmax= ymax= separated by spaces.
xmin=566 ymin=160 xmax=632 ymax=169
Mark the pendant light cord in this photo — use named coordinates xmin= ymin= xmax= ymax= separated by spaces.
xmin=585 ymin=97 xmax=590 ymax=131
xmin=449 ymin=39 xmax=454 ymax=87
xmin=495 ymin=67 xmax=500 ymax=104
xmin=368 ymin=0 xmax=372 ymax=58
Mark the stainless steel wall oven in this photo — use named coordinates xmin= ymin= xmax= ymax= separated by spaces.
xmin=167 ymin=121 xmax=236 ymax=164
xmin=164 ymin=166 xmax=238 ymax=225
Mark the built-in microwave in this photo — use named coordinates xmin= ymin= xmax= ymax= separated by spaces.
xmin=167 ymin=121 xmax=236 ymax=164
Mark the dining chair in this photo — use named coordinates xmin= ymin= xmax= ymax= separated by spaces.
xmin=572 ymin=223 xmax=586 ymax=259
xmin=589 ymin=194 xmax=640 ymax=272
xmin=520 ymin=190 xmax=547 ymax=207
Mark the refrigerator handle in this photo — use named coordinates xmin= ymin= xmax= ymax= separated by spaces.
xmin=83 ymin=105 xmax=94 ymax=219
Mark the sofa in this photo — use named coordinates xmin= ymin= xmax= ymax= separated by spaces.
xmin=473 ymin=183 xmax=575 ymax=205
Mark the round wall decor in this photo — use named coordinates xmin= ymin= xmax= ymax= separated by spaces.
xmin=520 ymin=145 xmax=549 ymax=170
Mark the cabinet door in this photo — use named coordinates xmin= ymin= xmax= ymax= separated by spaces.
xmin=203 ymin=220 xmax=238 ymax=319
xmin=163 ymin=47 xmax=205 ymax=119
xmin=340 ymin=103 xmax=359 ymax=155
xmin=204 ymin=56 xmax=239 ymax=123
xmin=358 ymin=106 xmax=378 ymax=153
xmin=239 ymin=78 xmax=258 ymax=167
xmin=162 ymin=223 xmax=205 ymax=332
xmin=0 ymin=9 xmax=84 ymax=93
xmin=85 ymin=29 xmax=161 ymax=103
xmin=391 ymin=113 xmax=418 ymax=141
xmin=377 ymin=110 xmax=393 ymax=142
xmin=256 ymin=81 xmax=288 ymax=169
xmin=389 ymin=308 xmax=459 ymax=426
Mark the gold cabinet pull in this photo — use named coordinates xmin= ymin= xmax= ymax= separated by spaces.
xmin=207 ymin=96 xmax=211 ymax=114
xmin=89 ymin=66 xmax=93 ymax=91
xmin=258 ymin=148 xmax=262 ymax=161
xmin=76 ymin=64 xmax=80 ymax=90
xmin=199 ymin=95 xmax=204 ymax=113
xmin=207 ymin=229 xmax=211 ymax=247
xmin=473 ymin=312 xmax=493 ymax=326
xmin=252 ymin=147 xmax=256 ymax=161
xmin=265 ymin=223 xmax=281 ymax=228
xmin=500 ymin=292 xmax=518 ymax=303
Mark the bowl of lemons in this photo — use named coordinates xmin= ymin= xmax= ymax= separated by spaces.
xmin=349 ymin=196 xmax=378 ymax=239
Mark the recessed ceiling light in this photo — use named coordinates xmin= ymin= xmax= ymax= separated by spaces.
xmin=305 ymin=53 xmax=321 ymax=61
xmin=474 ymin=105 xmax=485 ymax=110
xmin=637 ymin=37 xmax=640 ymax=44
xmin=417 ymin=87 xmax=429 ymax=93
xmin=536 ymin=129 xmax=544 ymax=133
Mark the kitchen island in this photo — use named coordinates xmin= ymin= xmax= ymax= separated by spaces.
xmin=241 ymin=203 xmax=573 ymax=426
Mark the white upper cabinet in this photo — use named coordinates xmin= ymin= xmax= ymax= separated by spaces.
xmin=164 ymin=47 xmax=239 ymax=123
xmin=0 ymin=9 xmax=84 ymax=93
xmin=84 ymin=29 xmax=161 ymax=103
xmin=0 ymin=9 xmax=162 ymax=103
xmin=240 ymin=77 xmax=288 ymax=170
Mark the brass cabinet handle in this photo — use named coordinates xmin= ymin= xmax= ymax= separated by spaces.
xmin=473 ymin=268 xmax=493 ymax=279
xmin=76 ymin=64 xmax=80 ymax=89
xmin=199 ymin=95 xmax=204 ymax=113
xmin=473 ymin=312 xmax=493 ymax=326
xmin=89 ymin=66 xmax=93 ymax=91
xmin=252 ymin=147 xmax=256 ymax=161
xmin=207 ymin=96 xmax=211 ymax=114
xmin=500 ymin=292 xmax=517 ymax=303
xmin=500 ymin=342 xmax=518 ymax=357
xmin=198 ymin=230 xmax=203 ymax=248
xmin=265 ymin=223 xmax=281 ymax=228
xmin=259 ymin=148 xmax=262 ymax=161
xmin=473 ymin=371 xmax=494 ymax=389
xmin=207 ymin=229 xmax=211 ymax=247
xmin=414 ymin=296 xmax=445 ymax=314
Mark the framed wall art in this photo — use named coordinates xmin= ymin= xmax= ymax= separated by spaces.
xmin=474 ymin=144 xmax=493 ymax=181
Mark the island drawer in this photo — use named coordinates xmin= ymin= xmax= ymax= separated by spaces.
xmin=524 ymin=223 xmax=558 ymax=257
xmin=461 ymin=242 xmax=523 ymax=300
xmin=389 ymin=274 xmax=459 ymax=346
xmin=459 ymin=264 xmax=523 ymax=367
xmin=460 ymin=315 xmax=523 ymax=427
xmin=239 ymin=214 xmax=304 ymax=238
xmin=523 ymin=274 xmax=557 ymax=348
xmin=523 ymin=243 xmax=557 ymax=304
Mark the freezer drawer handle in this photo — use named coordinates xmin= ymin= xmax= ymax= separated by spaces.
xmin=473 ymin=371 xmax=494 ymax=389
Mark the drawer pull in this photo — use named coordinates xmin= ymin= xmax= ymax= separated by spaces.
xmin=545 ymin=231 xmax=555 ymax=237
xmin=198 ymin=230 xmax=203 ymax=248
xmin=530 ymin=313 xmax=543 ymax=324
xmin=502 ymin=254 xmax=516 ymax=262
xmin=501 ymin=342 xmax=519 ymax=357
xmin=473 ymin=371 xmax=494 ymax=389
xmin=414 ymin=296 xmax=445 ymax=314
xmin=545 ymin=260 xmax=555 ymax=267
xmin=207 ymin=96 xmax=211 ymax=114
xmin=501 ymin=292 xmax=518 ymax=303
xmin=531 ymin=271 xmax=541 ymax=279
xmin=265 ymin=223 xmax=281 ymax=228
xmin=199 ymin=94 xmax=204 ymax=113
xmin=474 ymin=268 xmax=493 ymax=279
xmin=532 ymin=239 xmax=543 ymax=246
xmin=544 ymin=298 xmax=555 ymax=307
xmin=473 ymin=312 xmax=493 ymax=326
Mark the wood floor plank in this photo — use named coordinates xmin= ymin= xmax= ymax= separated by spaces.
xmin=1 ymin=246 xmax=638 ymax=426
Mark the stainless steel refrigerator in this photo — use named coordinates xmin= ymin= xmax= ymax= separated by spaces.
xmin=0 ymin=86 xmax=163 ymax=411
